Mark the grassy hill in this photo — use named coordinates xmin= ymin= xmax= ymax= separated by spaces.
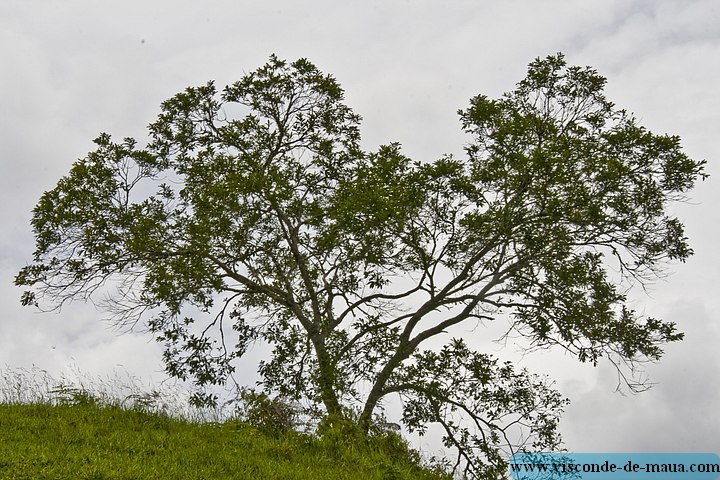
xmin=0 ymin=370 xmax=450 ymax=480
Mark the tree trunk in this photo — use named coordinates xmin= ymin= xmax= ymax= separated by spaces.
xmin=357 ymin=343 xmax=411 ymax=433
xmin=311 ymin=336 xmax=343 ymax=419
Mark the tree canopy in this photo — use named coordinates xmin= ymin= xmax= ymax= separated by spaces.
xmin=17 ymin=54 xmax=706 ymax=478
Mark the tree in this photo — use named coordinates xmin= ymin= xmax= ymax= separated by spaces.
xmin=16 ymin=54 xmax=706 ymax=478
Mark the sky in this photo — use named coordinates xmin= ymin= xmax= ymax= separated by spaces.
xmin=1 ymin=0 xmax=719 ymax=458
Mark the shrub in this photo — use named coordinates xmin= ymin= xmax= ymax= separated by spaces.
xmin=233 ymin=388 xmax=300 ymax=437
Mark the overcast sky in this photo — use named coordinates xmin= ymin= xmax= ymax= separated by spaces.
xmin=1 ymin=0 xmax=718 ymax=458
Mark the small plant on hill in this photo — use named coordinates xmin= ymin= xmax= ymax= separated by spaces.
xmin=233 ymin=388 xmax=301 ymax=437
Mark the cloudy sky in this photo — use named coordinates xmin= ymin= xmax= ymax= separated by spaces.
xmin=2 ymin=0 xmax=718 ymax=457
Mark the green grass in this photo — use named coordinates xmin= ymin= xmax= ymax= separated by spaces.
xmin=0 ymin=369 xmax=450 ymax=480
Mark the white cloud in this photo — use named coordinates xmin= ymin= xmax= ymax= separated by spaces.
xmin=562 ymin=298 xmax=720 ymax=452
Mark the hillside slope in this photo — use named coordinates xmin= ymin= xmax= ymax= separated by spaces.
xmin=0 ymin=402 xmax=449 ymax=480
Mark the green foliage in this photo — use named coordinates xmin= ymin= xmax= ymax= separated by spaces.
xmin=16 ymin=53 xmax=706 ymax=478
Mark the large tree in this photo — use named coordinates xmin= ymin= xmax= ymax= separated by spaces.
xmin=17 ymin=54 xmax=705 ymax=478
